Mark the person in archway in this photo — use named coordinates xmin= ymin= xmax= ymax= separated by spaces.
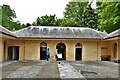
xmin=46 ymin=48 xmax=50 ymax=61
xmin=55 ymin=49 xmax=58 ymax=61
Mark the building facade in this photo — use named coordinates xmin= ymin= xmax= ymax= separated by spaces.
xmin=0 ymin=26 xmax=120 ymax=62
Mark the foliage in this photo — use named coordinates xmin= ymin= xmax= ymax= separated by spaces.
xmin=64 ymin=2 xmax=88 ymax=27
xmin=25 ymin=23 xmax=31 ymax=27
xmin=63 ymin=2 xmax=98 ymax=29
xmin=32 ymin=14 xmax=57 ymax=26
xmin=0 ymin=5 xmax=25 ymax=30
xmin=84 ymin=3 xmax=98 ymax=29
xmin=56 ymin=18 xmax=77 ymax=27
xmin=98 ymin=2 xmax=120 ymax=33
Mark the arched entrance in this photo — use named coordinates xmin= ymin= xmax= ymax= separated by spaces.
xmin=40 ymin=42 xmax=47 ymax=60
xmin=56 ymin=43 xmax=66 ymax=60
xmin=75 ymin=43 xmax=82 ymax=60
xmin=113 ymin=43 xmax=117 ymax=60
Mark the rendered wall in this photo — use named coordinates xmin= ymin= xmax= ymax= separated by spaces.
xmin=38 ymin=40 xmax=100 ymax=61
xmin=6 ymin=40 xmax=100 ymax=61
xmin=99 ymin=41 xmax=111 ymax=60
xmin=3 ymin=39 xmax=118 ymax=61
xmin=8 ymin=40 xmax=25 ymax=60
xmin=109 ymin=40 xmax=118 ymax=61
xmin=0 ymin=38 xmax=7 ymax=61
xmin=24 ymin=40 xmax=40 ymax=60
xmin=0 ymin=37 xmax=3 ymax=61
xmin=102 ymin=39 xmax=120 ymax=61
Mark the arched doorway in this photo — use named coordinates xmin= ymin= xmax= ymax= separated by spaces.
xmin=40 ymin=42 xmax=47 ymax=60
xmin=75 ymin=43 xmax=82 ymax=60
xmin=113 ymin=43 xmax=117 ymax=60
xmin=56 ymin=43 xmax=66 ymax=60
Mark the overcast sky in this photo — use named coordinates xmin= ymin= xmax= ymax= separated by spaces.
xmin=0 ymin=0 xmax=97 ymax=24
xmin=0 ymin=0 xmax=70 ymax=23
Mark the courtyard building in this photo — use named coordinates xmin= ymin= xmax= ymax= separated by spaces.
xmin=0 ymin=25 xmax=120 ymax=62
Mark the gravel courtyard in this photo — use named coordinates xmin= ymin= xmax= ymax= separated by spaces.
xmin=0 ymin=60 xmax=120 ymax=80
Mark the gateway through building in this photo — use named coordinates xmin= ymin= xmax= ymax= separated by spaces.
xmin=56 ymin=43 xmax=66 ymax=60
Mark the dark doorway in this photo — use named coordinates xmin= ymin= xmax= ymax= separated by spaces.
xmin=113 ymin=43 xmax=117 ymax=62
xmin=56 ymin=43 xmax=66 ymax=60
xmin=8 ymin=47 xmax=12 ymax=60
xmin=76 ymin=48 xmax=82 ymax=60
xmin=8 ymin=46 xmax=19 ymax=60
xmin=40 ymin=42 xmax=47 ymax=60
xmin=75 ymin=43 xmax=82 ymax=60
xmin=4 ymin=41 xmax=6 ymax=60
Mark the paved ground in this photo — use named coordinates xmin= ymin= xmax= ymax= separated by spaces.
xmin=0 ymin=60 xmax=120 ymax=80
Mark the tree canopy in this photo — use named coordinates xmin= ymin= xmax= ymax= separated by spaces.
xmin=32 ymin=15 xmax=57 ymax=26
xmin=98 ymin=2 xmax=120 ymax=33
xmin=62 ymin=1 xmax=98 ymax=29
xmin=84 ymin=3 xmax=98 ymax=29
xmin=64 ymin=2 xmax=88 ymax=27
xmin=0 ymin=5 xmax=25 ymax=30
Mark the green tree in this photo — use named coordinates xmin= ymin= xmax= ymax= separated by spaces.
xmin=33 ymin=14 xmax=57 ymax=26
xmin=63 ymin=1 xmax=98 ymax=29
xmin=84 ymin=3 xmax=98 ymax=29
xmin=64 ymin=2 xmax=88 ymax=27
xmin=32 ymin=21 xmax=37 ymax=26
xmin=98 ymin=2 xmax=120 ymax=33
xmin=0 ymin=6 xmax=2 ymax=25
xmin=56 ymin=18 xmax=78 ymax=27
xmin=0 ymin=5 xmax=24 ymax=30
xmin=25 ymin=23 xmax=31 ymax=27
xmin=1 ymin=5 xmax=16 ymax=20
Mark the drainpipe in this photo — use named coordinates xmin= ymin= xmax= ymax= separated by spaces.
xmin=97 ymin=42 xmax=98 ymax=61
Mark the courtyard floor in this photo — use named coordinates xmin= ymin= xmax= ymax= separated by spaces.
xmin=0 ymin=60 xmax=120 ymax=80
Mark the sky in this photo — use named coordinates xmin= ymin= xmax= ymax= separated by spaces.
xmin=0 ymin=0 xmax=96 ymax=24
xmin=0 ymin=0 xmax=70 ymax=23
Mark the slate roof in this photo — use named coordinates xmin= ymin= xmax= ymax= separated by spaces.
xmin=13 ymin=26 xmax=108 ymax=39
xmin=105 ymin=29 xmax=120 ymax=39
xmin=0 ymin=25 xmax=16 ymax=37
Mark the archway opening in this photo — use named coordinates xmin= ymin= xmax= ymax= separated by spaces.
xmin=56 ymin=43 xmax=66 ymax=60
xmin=75 ymin=43 xmax=82 ymax=60
xmin=40 ymin=42 xmax=47 ymax=60
xmin=113 ymin=43 xmax=117 ymax=60
xmin=8 ymin=46 xmax=19 ymax=60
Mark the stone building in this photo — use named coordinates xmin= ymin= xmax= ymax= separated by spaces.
xmin=0 ymin=25 xmax=120 ymax=62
